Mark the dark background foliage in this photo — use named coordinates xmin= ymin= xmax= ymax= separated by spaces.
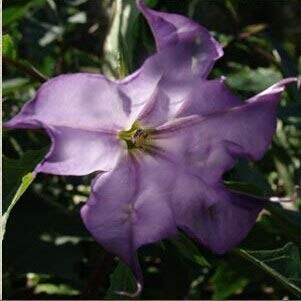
xmin=2 ymin=0 xmax=301 ymax=299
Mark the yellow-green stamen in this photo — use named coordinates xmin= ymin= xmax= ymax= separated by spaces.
xmin=118 ymin=121 xmax=151 ymax=150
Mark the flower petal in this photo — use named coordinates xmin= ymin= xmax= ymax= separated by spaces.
xmin=4 ymin=73 xmax=133 ymax=131
xmin=4 ymin=73 xmax=134 ymax=175
xmin=119 ymin=48 xmax=193 ymax=120
xmin=118 ymin=1 xmax=225 ymax=121
xmin=172 ymin=186 xmax=263 ymax=254
xmin=35 ymin=125 xmax=124 ymax=175
xmin=81 ymin=153 xmax=177 ymax=289
xmin=175 ymin=77 xmax=242 ymax=117
xmin=119 ymin=52 xmax=224 ymax=123
xmin=154 ymin=78 xmax=298 ymax=184
xmin=136 ymin=0 xmax=223 ymax=77
xmin=136 ymin=87 xmax=170 ymax=127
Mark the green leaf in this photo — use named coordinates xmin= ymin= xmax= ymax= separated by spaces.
xmin=240 ymin=23 xmax=267 ymax=38
xmin=38 ymin=25 xmax=64 ymax=47
xmin=2 ymin=147 xmax=48 ymax=239
xmin=264 ymin=203 xmax=300 ymax=244
xmin=3 ymin=190 xmax=87 ymax=281
xmin=3 ymin=0 xmax=47 ymax=27
xmin=67 ymin=12 xmax=87 ymax=24
xmin=226 ymin=65 xmax=282 ymax=93
xmin=225 ymin=0 xmax=238 ymax=23
xmin=211 ymin=261 xmax=249 ymax=300
xmin=227 ymin=159 xmax=272 ymax=197
xmin=211 ymin=216 xmax=297 ymax=301
xmin=103 ymin=0 xmax=140 ymax=78
xmin=2 ymin=78 xmax=31 ymax=95
xmin=3 ymin=148 xmax=48 ymax=211
xmin=273 ymin=124 xmax=297 ymax=195
xmin=2 ymin=172 xmax=35 ymax=239
xmin=34 ymin=283 xmax=79 ymax=296
xmin=224 ymin=180 xmax=264 ymax=197
xmin=105 ymin=261 xmax=137 ymax=300
xmin=235 ymin=243 xmax=301 ymax=297
xmin=117 ymin=33 xmax=130 ymax=78
xmin=170 ymin=233 xmax=211 ymax=267
xmin=2 ymin=34 xmax=17 ymax=59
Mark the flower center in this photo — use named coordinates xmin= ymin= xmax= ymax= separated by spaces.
xmin=131 ymin=128 xmax=149 ymax=147
xmin=118 ymin=121 xmax=150 ymax=150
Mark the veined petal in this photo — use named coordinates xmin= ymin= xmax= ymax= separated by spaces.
xmin=246 ymin=77 xmax=298 ymax=103
xmin=136 ymin=87 xmax=170 ymax=127
xmin=117 ymin=53 xmax=162 ymax=112
xmin=136 ymin=0 xmax=223 ymax=77
xmin=175 ymin=77 xmax=242 ymax=117
xmin=154 ymin=78 xmax=298 ymax=185
xmin=118 ymin=1 xmax=225 ymax=122
xmin=173 ymin=187 xmax=263 ymax=254
xmin=35 ymin=125 xmax=124 ymax=175
xmin=118 ymin=48 xmax=186 ymax=120
xmin=81 ymin=153 xmax=177 ymax=290
xmin=119 ymin=51 xmax=222 ymax=122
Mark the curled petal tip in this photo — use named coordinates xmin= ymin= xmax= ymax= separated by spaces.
xmin=269 ymin=185 xmax=300 ymax=203
xmin=116 ymin=282 xmax=143 ymax=298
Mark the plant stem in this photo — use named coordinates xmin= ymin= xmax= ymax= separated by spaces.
xmin=3 ymin=56 xmax=48 ymax=83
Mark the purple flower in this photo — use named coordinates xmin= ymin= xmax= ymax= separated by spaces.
xmin=5 ymin=0 xmax=298 ymax=296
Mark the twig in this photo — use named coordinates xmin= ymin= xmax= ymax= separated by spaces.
xmin=3 ymin=56 xmax=48 ymax=83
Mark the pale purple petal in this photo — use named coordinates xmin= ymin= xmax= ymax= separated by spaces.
xmin=117 ymin=1 xmax=225 ymax=121
xmin=119 ymin=65 xmax=240 ymax=125
xmin=35 ymin=125 xmax=124 ymax=175
xmin=4 ymin=73 xmax=134 ymax=175
xmin=246 ymin=77 xmax=298 ymax=104
xmin=119 ymin=48 xmax=186 ymax=120
xmin=117 ymin=54 xmax=162 ymax=113
xmin=4 ymin=73 xmax=133 ymax=131
xmin=136 ymin=0 xmax=223 ymax=77
xmin=136 ymin=87 xmax=170 ymax=127
xmin=81 ymin=153 xmax=177 ymax=288
xmin=175 ymin=77 xmax=242 ymax=117
xmin=154 ymin=78 xmax=298 ymax=185
xmin=172 ymin=186 xmax=263 ymax=254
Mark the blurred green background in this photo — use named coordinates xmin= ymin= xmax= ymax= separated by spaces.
xmin=2 ymin=0 xmax=301 ymax=299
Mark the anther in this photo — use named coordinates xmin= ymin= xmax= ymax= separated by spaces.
xmin=132 ymin=129 xmax=148 ymax=148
